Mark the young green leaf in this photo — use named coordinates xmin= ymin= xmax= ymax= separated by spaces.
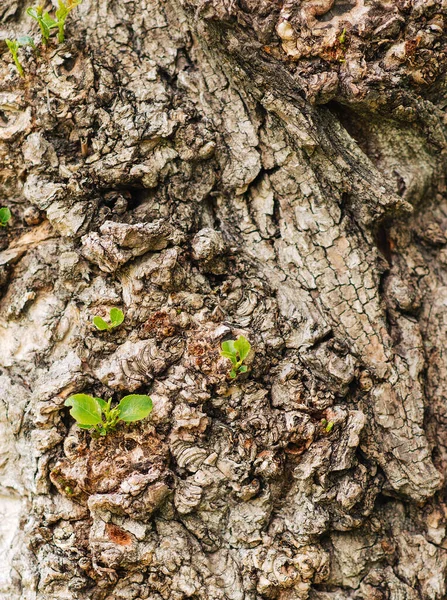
xmin=234 ymin=335 xmax=251 ymax=361
xmin=221 ymin=350 xmax=238 ymax=365
xmin=95 ymin=397 xmax=109 ymax=411
xmin=27 ymin=5 xmax=58 ymax=44
xmin=55 ymin=0 xmax=83 ymax=43
xmin=0 ymin=207 xmax=11 ymax=226
xmin=65 ymin=394 xmax=102 ymax=425
xmin=17 ymin=35 xmax=36 ymax=49
xmin=117 ymin=394 xmax=153 ymax=422
xmin=221 ymin=340 xmax=236 ymax=355
xmin=26 ymin=7 xmax=41 ymax=20
xmin=93 ymin=316 xmax=110 ymax=331
xmin=42 ymin=12 xmax=57 ymax=29
xmin=220 ymin=340 xmax=238 ymax=365
xmin=93 ymin=308 xmax=124 ymax=331
xmin=5 ymin=39 xmax=18 ymax=53
xmin=5 ymin=40 xmax=24 ymax=77
xmin=5 ymin=35 xmax=35 ymax=78
xmin=110 ymin=307 xmax=124 ymax=327
xmin=220 ymin=335 xmax=252 ymax=378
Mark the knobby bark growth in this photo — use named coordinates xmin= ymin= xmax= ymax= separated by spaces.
xmin=1 ymin=0 xmax=447 ymax=598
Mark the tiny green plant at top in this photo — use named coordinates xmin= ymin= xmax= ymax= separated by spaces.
xmin=93 ymin=307 xmax=124 ymax=331
xmin=55 ymin=0 xmax=83 ymax=43
xmin=27 ymin=6 xmax=57 ymax=44
xmin=0 ymin=207 xmax=11 ymax=226
xmin=338 ymin=28 xmax=346 ymax=45
xmin=65 ymin=393 xmax=153 ymax=436
xmin=5 ymin=37 xmax=34 ymax=77
xmin=220 ymin=335 xmax=251 ymax=379
xmin=27 ymin=1 xmax=82 ymax=45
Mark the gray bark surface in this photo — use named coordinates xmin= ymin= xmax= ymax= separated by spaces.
xmin=1 ymin=0 xmax=447 ymax=598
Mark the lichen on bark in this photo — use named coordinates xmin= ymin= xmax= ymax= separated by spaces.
xmin=1 ymin=0 xmax=447 ymax=599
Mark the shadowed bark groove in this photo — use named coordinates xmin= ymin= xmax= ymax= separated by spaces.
xmin=1 ymin=0 xmax=447 ymax=598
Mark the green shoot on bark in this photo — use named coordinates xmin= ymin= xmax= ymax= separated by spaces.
xmin=5 ymin=37 xmax=34 ymax=77
xmin=93 ymin=308 xmax=124 ymax=331
xmin=220 ymin=335 xmax=251 ymax=379
xmin=26 ymin=6 xmax=57 ymax=44
xmin=27 ymin=1 xmax=82 ymax=45
xmin=65 ymin=393 xmax=153 ymax=436
xmin=321 ymin=418 xmax=334 ymax=433
xmin=5 ymin=40 xmax=24 ymax=76
xmin=0 ymin=207 xmax=12 ymax=226
xmin=55 ymin=0 xmax=83 ymax=43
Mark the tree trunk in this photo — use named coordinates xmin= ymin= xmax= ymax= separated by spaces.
xmin=1 ymin=0 xmax=447 ymax=598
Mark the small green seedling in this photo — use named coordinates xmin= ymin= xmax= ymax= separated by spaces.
xmin=0 ymin=207 xmax=11 ymax=226
xmin=5 ymin=37 xmax=34 ymax=77
xmin=18 ymin=35 xmax=36 ymax=50
xmin=5 ymin=40 xmax=24 ymax=77
xmin=27 ymin=6 xmax=58 ymax=44
xmin=93 ymin=308 xmax=124 ymax=331
xmin=65 ymin=393 xmax=153 ymax=436
xmin=339 ymin=28 xmax=346 ymax=45
xmin=321 ymin=418 xmax=334 ymax=433
xmin=55 ymin=0 xmax=83 ymax=43
xmin=220 ymin=335 xmax=251 ymax=379
xmin=27 ymin=1 xmax=82 ymax=45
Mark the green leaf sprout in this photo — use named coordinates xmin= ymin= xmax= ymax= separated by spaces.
xmin=0 ymin=207 xmax=11 ymax=226
xmin=65 ymin=393 xmax=153 ymax=436
xmin=321 ymin=418 xmax=334 ymax=433
xmin=55 ymin=0 xmax=83 ymax=43
xmin=5 ymin=38 xmax=34 ymax=77
xmin=27 ymin=1 xmax=82 ymax=45
xmin=220 ymin=334 xmax=251 ymax=379
xmin=26 ymin=6 xmax=58 ymax=45
xmin=93 ymin=307 xmax=124 ymax=331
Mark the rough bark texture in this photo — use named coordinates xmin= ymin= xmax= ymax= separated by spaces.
xmin=1 ymin=0 xmax=447 ymax=598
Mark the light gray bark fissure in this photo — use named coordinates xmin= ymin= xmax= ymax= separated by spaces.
xmin=1 ymin=0 xmax=447 ymax=598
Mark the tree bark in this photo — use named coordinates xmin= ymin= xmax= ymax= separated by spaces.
xmin=1 ymin=0 xmax=447 ymax=598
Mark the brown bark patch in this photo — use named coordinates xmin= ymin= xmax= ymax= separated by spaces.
xmin=143 ymin=311 xmax=178 ymax=340
xmin=105 ymin=523 xmax=132 ymax=546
